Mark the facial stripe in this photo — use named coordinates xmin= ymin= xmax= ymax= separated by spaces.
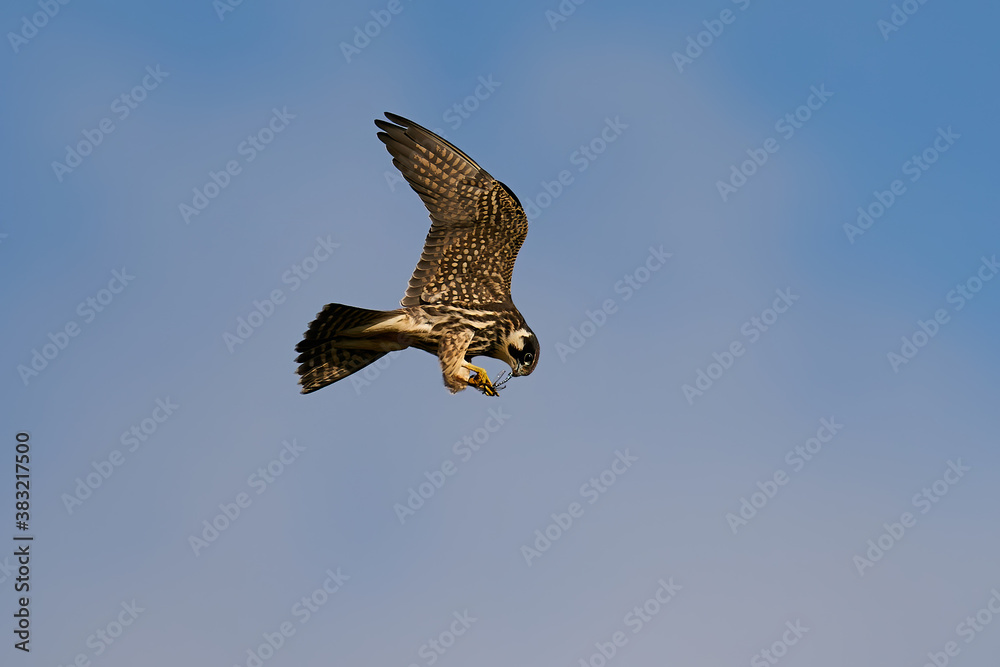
xmin=508 ymin=328 xmax=532 ymax=349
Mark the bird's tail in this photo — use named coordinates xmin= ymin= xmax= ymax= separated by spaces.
xmin=295 ymin=304 xmax=408 ymax=394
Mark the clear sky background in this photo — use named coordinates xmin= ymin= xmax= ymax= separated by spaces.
xmin=2 ymin=1 xmax=999 ymax=665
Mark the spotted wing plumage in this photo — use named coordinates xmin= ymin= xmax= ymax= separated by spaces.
xmin=375 ymin=112 xmax=528 ymax=308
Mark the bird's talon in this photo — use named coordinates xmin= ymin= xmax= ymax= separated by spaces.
xmin=469 ymin=372 xmax=498 ymax=397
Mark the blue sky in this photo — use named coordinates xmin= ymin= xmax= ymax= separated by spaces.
xmin=2 ymin=0 xmax=999 ymax=665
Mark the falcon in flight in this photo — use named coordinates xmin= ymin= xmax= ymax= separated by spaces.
xmin=295 ymin=113 xmax=538 ymax=396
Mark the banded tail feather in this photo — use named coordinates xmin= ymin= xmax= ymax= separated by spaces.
xmin=295 ymin=304 xmax=408 ymax=394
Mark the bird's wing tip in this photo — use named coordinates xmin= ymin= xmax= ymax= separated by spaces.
xmin=383 ymin=111 xmax=411 ymax=127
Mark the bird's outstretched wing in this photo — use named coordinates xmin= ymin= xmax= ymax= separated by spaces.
xmin=375 ymin=112 xmax=529 ymax=308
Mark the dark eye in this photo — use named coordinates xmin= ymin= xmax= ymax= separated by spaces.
xmin=524 ymin=352 xmax=534 ymax=365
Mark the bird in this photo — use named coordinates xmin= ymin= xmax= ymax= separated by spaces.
xmin=295 ymin=112 xmax=538 ymax=396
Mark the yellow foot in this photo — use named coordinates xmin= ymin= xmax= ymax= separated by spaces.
xmin=463 ymin=363 xmax=498 ymax=397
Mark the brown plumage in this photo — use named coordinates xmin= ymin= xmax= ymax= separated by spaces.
xmin=295 ymin=113 xmax=538 ymax=396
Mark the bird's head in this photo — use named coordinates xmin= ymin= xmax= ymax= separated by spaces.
xmin=503 ymin=327 xmax=539 ymax=377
